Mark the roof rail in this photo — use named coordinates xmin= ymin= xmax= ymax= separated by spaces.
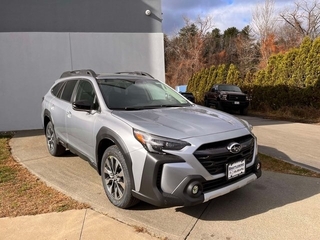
xmin=115 ymin=71 xmax=154 ymax=79
xmin=60 ymin=69 xmax=97 ymax=78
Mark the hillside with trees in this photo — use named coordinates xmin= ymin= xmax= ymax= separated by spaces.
xmin=164 ymin=0 xmax=320 ymax=122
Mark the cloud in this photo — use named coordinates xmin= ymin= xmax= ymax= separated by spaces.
xmin=208 ymin=1 xmax=256 ymax=32
xmin=162 ymin=0 xmax=294 ymax=35
xmin=162 ymin=0 xmax=228 ymax=35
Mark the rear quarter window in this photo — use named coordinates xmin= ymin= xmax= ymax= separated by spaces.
xmin=51 ymin=82 xmax=64 ymax=97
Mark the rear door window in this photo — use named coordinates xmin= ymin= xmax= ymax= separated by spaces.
xmin=60 ymin=80 xmax=78 ymax=102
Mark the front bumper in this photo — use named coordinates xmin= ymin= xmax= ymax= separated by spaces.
xmin=132 ymin=153 xmax=262 ymax=207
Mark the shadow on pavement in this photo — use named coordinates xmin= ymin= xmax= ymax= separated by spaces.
xmin=259 ymin=145 xmax=320 ymax=173
xmin=133 ymin=145 xmax=319 ymax=217
xmin=176 ymin=170 xmax=320 ymax=221
xmin=117 ymin=144 xmax=320 ymax=223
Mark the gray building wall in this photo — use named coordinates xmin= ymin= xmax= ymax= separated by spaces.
xmin=0 ymin=0 xmax=165 ymax=131
xmin=0 ymin=0 xmax=162 ymax=33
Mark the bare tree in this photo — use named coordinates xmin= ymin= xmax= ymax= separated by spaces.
xmin=276 ymin=22 xmax=304 ymax=50
xmin=251 ymin=0 xmax=278 ymax=68
xmin=165 ymin=16 xmax=214 ymax=86
xmin=235 ymin=26 xmax=260 ymax=75
xmin=251 ymin=0 xmax=277 ymax=41
xmin=280 ymin=0 xmax=320 ymax=40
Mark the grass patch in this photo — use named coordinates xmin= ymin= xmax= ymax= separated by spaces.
xmin=0 ymin=166 xmax=16 ymax=183
xmin=259 ymin=153 xmax=320 ymax=178
xmin=0 ymin=135 xmax=89 ymax=218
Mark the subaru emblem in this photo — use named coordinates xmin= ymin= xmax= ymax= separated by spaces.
xmin=227 ymin=142 xmax=242 ymax=154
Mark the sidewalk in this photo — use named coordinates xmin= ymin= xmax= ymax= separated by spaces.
xmin=0 ymin=209 xmax=157 ymax=240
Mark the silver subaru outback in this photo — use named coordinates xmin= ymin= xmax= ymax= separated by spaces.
xmin=41 ymin=69 xmax=261 ymax=208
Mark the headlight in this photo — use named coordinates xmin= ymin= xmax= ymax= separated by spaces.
xmin=133 ymin=129 xmax=190 ymax=154
xmin=221 ymin=94 xmax=227 ymax=100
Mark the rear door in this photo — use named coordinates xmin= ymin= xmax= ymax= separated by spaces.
xmin=49 ymin=80 xmax=78 ymax=144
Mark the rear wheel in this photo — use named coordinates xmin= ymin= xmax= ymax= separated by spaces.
xmin=101 ymin=145 xmax=139 ymax=208
xmin=45 ymin=121 xmax=65 ymax=156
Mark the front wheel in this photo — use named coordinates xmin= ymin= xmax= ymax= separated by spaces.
xmin=101 ymin=145 xmax=139 ymax=208
xmin=45 ymin=121 xmax=65 ymax=156
xmin=240 ymin=107 xmax=248 ymax=115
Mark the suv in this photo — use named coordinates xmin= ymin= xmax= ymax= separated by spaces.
xmin=41 ymin=70 xmax=261 ymax=209
xmin=204 ymin=84 xmax=249 ymax=115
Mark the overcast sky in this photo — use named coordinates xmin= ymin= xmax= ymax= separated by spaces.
xmin=161 ymin=0 xmax=294 ymax=35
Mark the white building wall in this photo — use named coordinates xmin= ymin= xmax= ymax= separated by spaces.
xmin=0 ymin=32 xmax=165 ymax=131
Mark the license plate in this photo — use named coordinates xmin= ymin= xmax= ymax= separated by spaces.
xmin=227 ymin=160 xmax=245 ymax=179
xmin=234 ymin=101 xmax=240 ymax=104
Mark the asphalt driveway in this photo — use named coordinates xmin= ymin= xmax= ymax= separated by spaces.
xmin=10 ymin=116 xmax=320 ymax=239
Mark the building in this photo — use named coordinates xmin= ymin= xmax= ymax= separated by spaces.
xmin=0 ymin=0 xmax=164 ymax=131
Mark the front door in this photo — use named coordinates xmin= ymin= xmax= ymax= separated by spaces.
xmin=65 ymin=80 xmax=99 ymax=162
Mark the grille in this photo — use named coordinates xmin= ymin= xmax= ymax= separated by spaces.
xmin=228 ymin=95 xmax=246 ymax=101
xmin=194 ymin=135 xmax=254 ymax=175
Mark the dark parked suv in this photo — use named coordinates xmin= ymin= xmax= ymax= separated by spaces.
xmin=41 ymin=70 xmax=261 ymax=208
xmin=204 ymin=84 xmax=250 ymax=115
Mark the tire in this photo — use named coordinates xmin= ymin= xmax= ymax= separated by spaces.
xmin=216 ymin=102 xmax=223 ymax=111
xmin=45 ymin=121 xmax=66 ymax=156
xmin=101 ymin=145 xmax=139 ymax=208
xmin=240 ymin=107 xmax=248 ymax=115
xmin=204 ymin=98 xmax=209 ymax=107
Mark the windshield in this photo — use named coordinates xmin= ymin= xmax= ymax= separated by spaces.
xmin=218 ymin=85 xmax=242 ymax=92
xmin=98 ymin=78 xmax=191 ymax=110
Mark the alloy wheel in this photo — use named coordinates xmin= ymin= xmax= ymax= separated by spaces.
xmin=103 ymin=155 xmax=125 ymax=200
xmin=46 ymin=123 xmax=55 ymax=152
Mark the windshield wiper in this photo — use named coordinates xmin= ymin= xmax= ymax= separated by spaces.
xmin=158 ymin=104 xmax=183 ymax=108
xmin=124 ymin=106 xmax=148 ymax=110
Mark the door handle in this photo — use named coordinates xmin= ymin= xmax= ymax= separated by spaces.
xmin=66 ymin=111 xmax=72 ymax=118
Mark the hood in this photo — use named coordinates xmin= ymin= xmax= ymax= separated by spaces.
xmin=112 ymin=105 xmax=247 ymax=139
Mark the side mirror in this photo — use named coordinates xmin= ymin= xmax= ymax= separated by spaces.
xmin=72 ymin=100 xmax=92 ymax=111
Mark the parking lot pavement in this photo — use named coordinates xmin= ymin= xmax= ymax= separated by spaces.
xmin=241 ymin=116 xmax=320 ymax=173
xmin=7 ymin=127 xmax=320 ymax=240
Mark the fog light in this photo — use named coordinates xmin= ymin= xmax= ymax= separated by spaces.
xmin=186 ymin=181 xmax=203 ymax=197
xmin=256 ymin=162 xmax=261 ymax=170
xmin=192 ymin=185 xmax=199 ymax=195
